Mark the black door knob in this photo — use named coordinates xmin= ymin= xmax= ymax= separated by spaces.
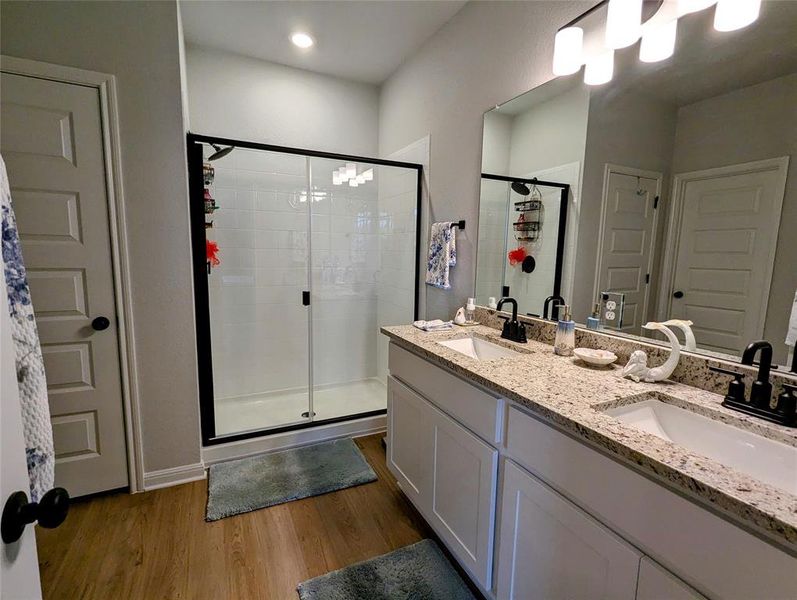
xmin=672 ymin=291 xmax=684 ymax=299
xmin=91 ymin=316 xmax=111 ymax=331
xmin=2 ymin=487 xmax=69 ymax=544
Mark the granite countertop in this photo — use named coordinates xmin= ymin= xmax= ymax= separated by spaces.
xmin=381 ymin=324 xmax=797 ymax=549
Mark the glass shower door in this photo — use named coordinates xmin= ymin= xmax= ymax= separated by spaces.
xmin=308 ymin=157 xmax=419 ymax=422
xmin=204 ymin=144 xmax=312 ymax=435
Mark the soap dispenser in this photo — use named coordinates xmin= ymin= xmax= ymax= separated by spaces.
xmin=587 ymin=303 xmax=601 ymax=330
xmin=466 ymin=297 xmax=476 ymax=323
xmin=554 ymin=304 xmax=575 ymax=357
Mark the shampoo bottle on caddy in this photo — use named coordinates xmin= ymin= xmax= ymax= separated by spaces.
xmin=554 ymin=304 xmax=575 ymax=356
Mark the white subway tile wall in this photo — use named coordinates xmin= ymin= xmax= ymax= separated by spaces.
xmin=203 ymin=146 xmax=417 ymax=433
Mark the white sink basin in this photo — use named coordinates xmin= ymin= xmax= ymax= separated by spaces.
xmin=606 ymin=399 xmax=797 ymax=494
xmin=438 ymin=336 xmax=520 ymax=361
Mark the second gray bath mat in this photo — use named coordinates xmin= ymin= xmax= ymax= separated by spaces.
xmin=206 ymin=437 xmax=377 ymax=521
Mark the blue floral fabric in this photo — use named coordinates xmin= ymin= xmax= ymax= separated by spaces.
xmin=1 ymin=155 xmax=54 ymax=502
xmin=425 ymin=221 xmax=457 ymax=290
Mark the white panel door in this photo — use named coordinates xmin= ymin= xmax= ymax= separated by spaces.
xmin=1 ymin=292 xmax=43 ymax=599
xmin=597 ymin=171 xmax=659 ymax=334
xmin=387 ymin=376 xmax=431 ymax=506
xmin=1 ymin=72 xmax=129 ymax=497
xmin=428 ymin=403 xmax=498 ymax=590
xmin=637 ymin=557 xmax=706 ymax=600
xmin=668 ymin=161 xmax=786 ymax=355
xmin=495 ymin=460 xmax=641 ymax=600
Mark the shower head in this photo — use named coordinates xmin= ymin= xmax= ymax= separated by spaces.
xmin=208 ymin=143 xmax=234 ymax=161
xmin=511 ymin=181 xmax=530 ymax=196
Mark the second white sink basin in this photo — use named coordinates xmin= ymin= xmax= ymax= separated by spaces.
xmin=438 ymin=336 xmax=519 ymax=361
xmin=605 ymin=398 xmax=797 ymax=494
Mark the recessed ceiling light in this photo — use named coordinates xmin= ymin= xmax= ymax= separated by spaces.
xmin=291 ymin=32 xmax=314 ymax=49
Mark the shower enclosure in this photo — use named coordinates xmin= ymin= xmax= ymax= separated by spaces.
xmin=187 ymin=134 xmax=421 ymax=445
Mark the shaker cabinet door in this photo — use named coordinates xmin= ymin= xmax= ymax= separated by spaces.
xmin=428 ymin=403 xmax=498 ymax=590
xmin=387 ymin=376 xmax=431 ymax=507
xmin=495 ymin=460 xmax=641 ymax=600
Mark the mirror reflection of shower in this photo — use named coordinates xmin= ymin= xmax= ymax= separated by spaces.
xmin=208 ymin=143 xmax=234 ymax=161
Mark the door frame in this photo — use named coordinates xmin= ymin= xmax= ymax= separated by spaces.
xmin=1 ymin=55 xmax=145 ymax=492
xmin=592 ymin=163 xmax=663 ymax=330
xmin=655 ymin=157 xmax=789 ymax=335
xmin=186 ymin=132 xmax=425 ymax=447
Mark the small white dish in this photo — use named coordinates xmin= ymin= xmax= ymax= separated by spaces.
xmin=574 ymin=347 xmax=617 ymax=366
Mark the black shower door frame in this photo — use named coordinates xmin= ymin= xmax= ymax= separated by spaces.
xmin=187 ymin=132 xmax=424 ymax=446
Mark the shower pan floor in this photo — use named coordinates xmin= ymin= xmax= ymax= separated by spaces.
xmin=214 ymin=378 xmax=387 ymax=437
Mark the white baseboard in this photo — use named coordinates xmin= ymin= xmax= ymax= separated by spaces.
xmin=202 ymin=414 xmax=386 ymax=465
xmin=143 ymin=462 xmax=206 ymax=491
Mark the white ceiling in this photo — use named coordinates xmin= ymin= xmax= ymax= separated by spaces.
xmin=180 ymin=0 xmax=467 ymax=85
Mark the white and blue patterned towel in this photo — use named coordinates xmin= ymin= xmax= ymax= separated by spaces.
xmin=425 ymin=221 xmax=457 ymax=289
xmin=1 ymin=155 xmax=54 ymax=502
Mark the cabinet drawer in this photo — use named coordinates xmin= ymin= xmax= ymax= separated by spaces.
xmin=388 ymin=342 xmax=502 ymax=444
xmin=504 ymin=404 xmax=797 ymax=600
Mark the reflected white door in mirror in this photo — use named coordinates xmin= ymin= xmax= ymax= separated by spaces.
xmin=659 ymin=157 xmax=788 ymax=356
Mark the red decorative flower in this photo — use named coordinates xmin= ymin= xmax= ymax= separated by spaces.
xmin=206 ymin=240 xmax=221 ymax=267
xmin=507 ymin=246 xmax=526 ymax=266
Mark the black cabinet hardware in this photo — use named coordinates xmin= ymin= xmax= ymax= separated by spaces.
xmin=302 ymin=291 xmax=310 ymax=306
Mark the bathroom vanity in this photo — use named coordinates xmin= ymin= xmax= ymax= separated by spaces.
xmin=382 ymin=324 xmax=797 ymax=600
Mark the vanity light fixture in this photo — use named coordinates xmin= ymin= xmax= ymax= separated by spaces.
xmin=553 ymin=0 xmax=762 ymax=84
xmin=584 ymin=50 xmax=615 ymax=85
xmin=552 ymin=27 xmax=584 ymax=75
xmin=291 ymin=32 xmax=314 ymax=49
xmin=605 ymin=0 xmax=643 ymax=49
xmin=362 ymin=169 xmax=374 ymax=181
xmin=349 ymin=178 xmax=359 ymax=188
xmin=714 ymin=0 xmax=761 ymax=32
xmin=640 ymin=1 xmax=679 ymax=63
xmin=640 ymin=18 xmax=677 ymax=62
xmin=345 ymin=163 xmax=357 ymax=179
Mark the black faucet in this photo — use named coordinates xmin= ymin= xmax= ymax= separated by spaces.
xmin=709 ymin=339 xmax=796 ymax=427
xmin=497 ymin=297 xmax=527 ymax=343
xmin=741 ymin=341 xmax=773 ymax=407
xmin=543 ymin=295 xmax=564 ymax=321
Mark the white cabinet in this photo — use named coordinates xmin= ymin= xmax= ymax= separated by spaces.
xmin=495 ymin=460 xmax=641 ymax=600
xmin=387 ymin=375 xmax=431 ymax=505
xmin=429 ymin=401 xmax=498 ymax=588
xmin=387 ymin=375 xmax=497 ymax=592
xmin=637 ymin=558 xmax=706 ymax=600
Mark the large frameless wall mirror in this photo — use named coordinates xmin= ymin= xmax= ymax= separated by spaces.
xmin=476 ymin=2 xmax=797 ymax=366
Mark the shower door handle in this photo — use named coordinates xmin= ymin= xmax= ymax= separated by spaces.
xmin=302 ymin=291 xmax=310 ymax=306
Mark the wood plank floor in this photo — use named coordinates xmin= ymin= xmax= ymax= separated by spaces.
xmin=36 ymin=435 xmax=437 ymax=599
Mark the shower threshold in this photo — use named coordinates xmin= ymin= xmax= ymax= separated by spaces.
xmin=213 ymin=378 xmax=387 ymax=439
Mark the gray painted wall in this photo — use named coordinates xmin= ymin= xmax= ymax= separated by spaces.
xmin=378 ymin=0 xmax=585 ymax=320
xmin=576 ymin=88 xmax=678 ymax=322
xmin=186 ymin=45 xmax=379 ymax=156
xmin=1 ymin=0 xmax=202 ymax=474
xmin=672 ymin=73 xmax=797 ymax=363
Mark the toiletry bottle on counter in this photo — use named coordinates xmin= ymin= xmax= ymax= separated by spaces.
xmin=554 ymin=304 xmax=575 ymax=356
xmin=587 ymin=303 xmax=601 ymax=330
xmin=487 ymin=297 xmax=497 ymax=310
xmin=466 ymin=297 xmax=476 ymax=323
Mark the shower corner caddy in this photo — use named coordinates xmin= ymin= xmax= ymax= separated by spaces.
xmin=513 ymin=199 xmax=541 ymax=242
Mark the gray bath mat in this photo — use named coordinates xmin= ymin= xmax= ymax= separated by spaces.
xmin=296 ymin=539 xmax=477 ymax=600
xmin=206 ymin=438 xmax=377 ymax=521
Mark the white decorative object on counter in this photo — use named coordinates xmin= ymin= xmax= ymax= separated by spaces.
xmin=662 ymin=319 xmax=696 ymax=351
xmin=621 ymin=322 xmax=681 ymax=383
xmin=454 ymin=307 xmax=467 ymax=325
xmin=574 ymin=348 xmax=618 ymax=366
